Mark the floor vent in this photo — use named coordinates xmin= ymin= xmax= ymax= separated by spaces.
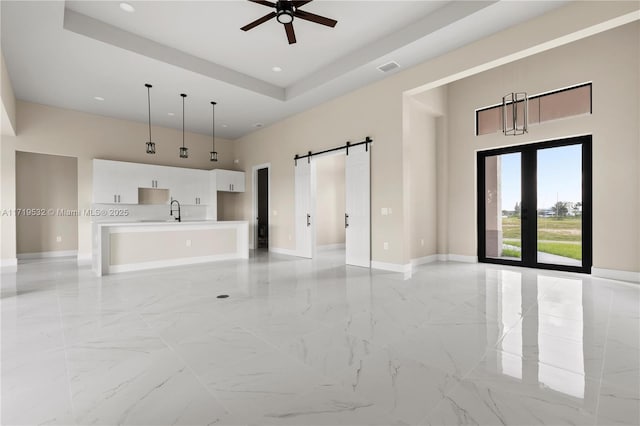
xmin=377 ymin=61 xmax=400 ymax=73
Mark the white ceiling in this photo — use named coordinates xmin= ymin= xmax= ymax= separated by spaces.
xmin=1 ymin=1 xmax=567 ymax=139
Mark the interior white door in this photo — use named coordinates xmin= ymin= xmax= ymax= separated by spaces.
xmin=295 ymin=159 xmax=313 ymax=258
xmin=345 ymin=144 xmax=371 ymax=267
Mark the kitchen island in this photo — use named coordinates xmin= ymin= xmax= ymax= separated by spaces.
xmin=92 ymin=221 xmax=248 ymax=276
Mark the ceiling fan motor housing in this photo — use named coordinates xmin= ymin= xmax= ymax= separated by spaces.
xmin=276 ymin=1 xmax=295 ymax=24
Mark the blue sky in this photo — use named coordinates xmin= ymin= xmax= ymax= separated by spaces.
xmin=500 ymin=145 xmax=582 ymax=210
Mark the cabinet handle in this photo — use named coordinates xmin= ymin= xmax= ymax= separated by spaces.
xmin=118 ymin=195 xmax=121 ymax=203
xmin=114 ymin=194 xmax=117 ymax=203
xmin=345 ymin=213 xmax=349 ymax=228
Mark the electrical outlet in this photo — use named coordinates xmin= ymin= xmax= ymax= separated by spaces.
xmin=288 ymin=234 xmax=292 ymax=241
xmin=383 ymin=242 xmax=389 ymax=250
xmin=381 ymin=208 xmax=388 ymax=216
xmin=421 ymin=239 xmax=424 ymax=246
xmin=56 ymin=236 xmax=62 ymax=243
xmin=388 ymin=208 xmax=393 ymax=215
xmin=186 ymin=239 xmax=191 ymax=247
xmin=274 ymin=210 xmax=278 ymax=216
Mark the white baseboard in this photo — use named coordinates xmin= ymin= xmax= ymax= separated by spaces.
xmin=410 ymin=255 xmax=439 ymax=272
xmin=317 ymin=243 xmax=345 ymax=251
xmin=445 ymin=254 xmax=478 ymax=263
xmin=77 ymin=254 xmax=92 ymax=266
xmin=269 ymin=247 xmax=301 ymax=257
xmin=411 ymin=255 xmax=439 ymax=267
xmin=109 ymin=253 xmax=243 ymax=274
xmin=1 ymin=258 xmax=17 ymax=273
xmin=592 ymin=267 xmax=640 ymax=284
xmin=17 ymin=250 xmax=78 ymax=260
xmin=371 ymin=260 xmax=412 ymax=274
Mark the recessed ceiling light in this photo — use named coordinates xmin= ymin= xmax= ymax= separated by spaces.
xmin=272 ymin=66 xmax=282 ymax=72
xmin=119 ymin=2 xmax=135 ymax=13
xmin=167 ymin=112 xmax=175 ymax=116
xmin=93 ymin=96 xmax=104 ymax=101
xmin=254 ymin=123 xmax=264 ymax=128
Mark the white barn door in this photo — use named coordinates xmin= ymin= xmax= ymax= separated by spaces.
xmin=345 ymin=145 xmax=371 ymax=267
xmin=295 ymin=158 xmax=314 ymax=258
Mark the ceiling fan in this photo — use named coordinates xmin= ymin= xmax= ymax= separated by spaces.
xmin=241 ymin=0 xmax=338 ymax=45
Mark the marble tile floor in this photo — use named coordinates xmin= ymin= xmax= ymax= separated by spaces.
xmin=1 ymin=249 xmax=638 ymax=425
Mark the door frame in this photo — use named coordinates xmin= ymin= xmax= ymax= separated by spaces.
xmin=477 ymin=135 xmax=592 ymax=274
xmin=251 ymin=163 xmax=271 ymax=250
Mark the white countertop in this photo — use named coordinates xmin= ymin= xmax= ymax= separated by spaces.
xmin=93 ymin=220 xmax=248 ymax=228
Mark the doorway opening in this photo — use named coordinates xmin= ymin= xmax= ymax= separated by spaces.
xmin=295 ymin=142 xmax=371 ymax=268
xmin=477 ymin=135 xmax=592 ymax=273
xmin=252 ymin=164 xmax=270 ymax=250
xmin=314 ymin=154 xmax=346 ymax=261
xmin=16 ymin=151 xmax=79 ymax=262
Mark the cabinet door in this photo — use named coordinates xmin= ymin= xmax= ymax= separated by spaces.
xmin=115 ymin=161 xmax=140 ymax=204
xmin=168 ymin=167 xmax=192 ymax=204
xmin=92 ymin=160 xmax=118 ymax=203
xmin=138 ymin=164 xmax=169 ymax=189
xmin=193 ymin=169 xmax=210 ymax=205
xmin=230 ymin=171 xmax=245 ymax=192
xmin=93 ymin=160 xmax=139 ymax=204
xmin=215 ymin=170 xmax=232 ymax=192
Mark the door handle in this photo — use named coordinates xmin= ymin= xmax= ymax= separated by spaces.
xmin=345 ymin=213 xmax=349 ymax=228
xmin=307 ymin=214 xmax=311 ymax=227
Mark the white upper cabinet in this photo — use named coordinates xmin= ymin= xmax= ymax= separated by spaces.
xmin=214 ymin=169 xmax=245 ymax=192
xmin=138 ymin=164 xmax=170 ymax=189
xmin=93 ymin=160 xmax=242 ymax=205
xmin=169 ymin=168 xmax=209 ymax=205
xmin=92 ymin=159 xmax=139 ymax=204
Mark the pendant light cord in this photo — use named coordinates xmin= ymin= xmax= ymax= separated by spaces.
xmin=211 ymin=101 xmax=216 ymax=151
xmin=182 ymin=95 xmax=185 ymax=148
xmin=147 ymin=86 xmax=152 ymax=142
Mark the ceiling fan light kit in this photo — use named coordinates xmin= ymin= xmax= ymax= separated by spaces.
xmin=241 ymin=0 xmax=338 ymax=45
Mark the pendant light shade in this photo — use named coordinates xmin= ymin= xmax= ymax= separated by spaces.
xmin=145 ymin=84 xmax=156 ymax=154
xmin=502 ymin=92 xmax=528 ymax=136
xmin=179 ymin=93 xmax=188 ymax=158
xmin=210 ymin=101 xmax=218 ymax=162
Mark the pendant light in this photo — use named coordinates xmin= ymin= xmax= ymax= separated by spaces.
xmin=502 ymin=92 xmax=528 ymax=136
xmin=179 ymin=93 xmax=188 ymax=158
xmin=210 ymin=101 xmax=218 ymax=162
xmin=145 ymin=84 xmax=155 ymax=154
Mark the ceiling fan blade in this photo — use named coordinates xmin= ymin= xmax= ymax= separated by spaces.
xmin=248 ymin=0 xmax=277 ymax=8
xmin=291 ymin=1 xmax=313 ymax=7
xmin=293 ymin=10 xmax=337 ymax=28
xmin=241 ymin=11 xmax=277 ymax=31
xmin=284 ymin=22 xmax=297 ymax=44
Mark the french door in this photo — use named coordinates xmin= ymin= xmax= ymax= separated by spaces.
xmin=477 ymin=135 xmax=592 ymax=273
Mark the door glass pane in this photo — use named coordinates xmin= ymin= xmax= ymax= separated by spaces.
xmin=485 ymin=153 xmax=521 ymax=260
xmin=537 ymin=145 xmax=582 ymax=266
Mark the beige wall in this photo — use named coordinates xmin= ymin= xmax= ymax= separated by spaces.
xmin=403 ymin=89 xmax=446 ymax=260
xmin=231 ymin=1 xmax=639 ymax=267
xmin=446 ymin=22 xmax=639 ymax=272
xmin=1 ymin=101 xmax=236 ymax=262
xmin=16 ymin=152 xmax=78 ymax=254
xmin=1 ymin=52 xmax=17 ymax=135
xmin=315 ymin=154 xmax=345 ymax=247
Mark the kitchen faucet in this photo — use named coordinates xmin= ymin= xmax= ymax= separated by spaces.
xmin=170 ymin=199 xmax=181 ymax=222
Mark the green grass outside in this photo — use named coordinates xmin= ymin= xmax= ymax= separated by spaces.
xmin=502 ymin=216 xmax=582 ymax=242
xmin=502 ymin=238 xmax=582 ymax=260
xmin=537 ymin=241 xmax=582 ymax=260
xmin=501 ymin=248 xmax=521 ymax=258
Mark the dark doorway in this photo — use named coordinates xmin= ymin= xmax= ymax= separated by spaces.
xmin=257 ymin=167 xmax=269 ymax=249
xmin=477 ymin=135 xmax=592 ymax=274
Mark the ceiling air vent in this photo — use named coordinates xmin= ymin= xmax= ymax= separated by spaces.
xmin=377 ymin=61 xmax=400 ymax=73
